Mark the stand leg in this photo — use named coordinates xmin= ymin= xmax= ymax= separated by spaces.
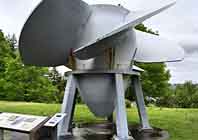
xmin=107 ymin=114 xmax=113 ymax=123
xmin=115 ymin=74 xmax=133 ymax=140
xmin=132 ymin=76 xmax=152 ymax=130
xmin=29 ymin=132 xmax=36 ymax=140
xmin=0 ymin=130 xmax=3 ymax=140
xmin=58 ymin=74 xmax=77 ymax=137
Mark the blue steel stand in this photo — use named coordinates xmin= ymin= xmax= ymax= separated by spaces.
xmin=114 ymin=74 xmax=132 ymax=140
xmin=132 ymin=76 xmax=152 ymax=131
xmin=58 ymin=75 xmax=77 ymax=138
xmin=58 ymin=71 xmax=152 ymax=140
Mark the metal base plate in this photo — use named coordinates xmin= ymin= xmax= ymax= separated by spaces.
xmin=59 ymin=123 xmax=169 ymax=140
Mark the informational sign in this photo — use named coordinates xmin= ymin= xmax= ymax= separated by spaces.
xmin=44 ymin=113 xmax=66 ymax=127
xmin=0 ymin=113 xmax=48 ymax=132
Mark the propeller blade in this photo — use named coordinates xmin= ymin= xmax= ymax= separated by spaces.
xmin=74 ymin=4 xmax=129 ymax=59
xmin=132 ymin=65 xmax=144 ymax=72
xmin=134 ymin=30 xmax=184 ymax=63
xmin=74 ymin=1 xmax=175 ymax=59
xmin=19 ymin=0 xmax=91 ymax=67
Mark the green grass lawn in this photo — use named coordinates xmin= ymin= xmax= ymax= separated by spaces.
xmin=0 ymin=101 xmax=197 ymax=140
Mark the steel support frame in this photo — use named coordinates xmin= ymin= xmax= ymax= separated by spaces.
xmin=58 ymin=71 xmax=151 ymax=140
xmin=132 ymin=75 xmax=152 ymax=130
xmin=115 ymin=74 xmax=133 ymax=140
xmin=58 ymin=74 xmax=77 ymax=137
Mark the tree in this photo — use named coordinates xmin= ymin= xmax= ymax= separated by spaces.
xmin=136 ymin=63 xmax=171 ymax=98
xmin=0 ymin=31 xmax=13 ymax=75
xmin=174 ymin=81 xmax=198 ymax=108
xmin=0 ymin=30 xmax=58 ymax=103
xmin=157 ymin=81 xmax=198 ymax=108
xmin=135 ymin=23 xmax=159 ymax=35
xmin=6 ymin=34 xmax=17 ymax=52
xmin=0 ymin=31 xmax=13 ymax=99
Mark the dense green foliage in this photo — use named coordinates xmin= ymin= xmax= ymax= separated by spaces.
xmin=158 ymin=81 xmax=198 ymax=108
xmin=0 ymin=101 xmax=198 ymax=140
xmin=137 ymin=63 xmax=171 ymax=98
xmin=0 ymin=30 xmax=58 ymax=103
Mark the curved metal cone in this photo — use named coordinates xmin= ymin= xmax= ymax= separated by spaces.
xmin=76 ymin=74 xmax=116 ymax=117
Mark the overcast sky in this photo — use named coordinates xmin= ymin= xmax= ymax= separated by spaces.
xmin=0 ymin=0 xmax=197 ymax=83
